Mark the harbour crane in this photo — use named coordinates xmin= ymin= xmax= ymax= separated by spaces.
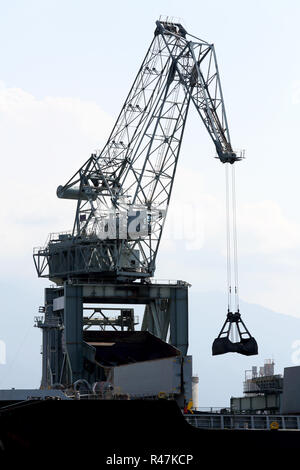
xmin=34 ymin=18 xmax=257 ymax=392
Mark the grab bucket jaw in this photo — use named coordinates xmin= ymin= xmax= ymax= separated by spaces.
xmin=212 ymin=311 xmax=258 ymax=356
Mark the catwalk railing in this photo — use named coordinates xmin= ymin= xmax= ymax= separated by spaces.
xmin=185 ymin=413 xmax=300 ymax=430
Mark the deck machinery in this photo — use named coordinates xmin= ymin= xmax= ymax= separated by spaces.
xmin=33 ymin=18 xmax=256 ymax=405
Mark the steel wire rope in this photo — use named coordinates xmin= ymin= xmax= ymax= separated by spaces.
xmin=225 ymin=163 xmax=232 ymax=314
xmin=231 ymin=164 xmax=240 ymax=313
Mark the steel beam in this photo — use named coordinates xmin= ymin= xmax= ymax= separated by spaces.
xmin=64 ymin=284 xmax=83 ymax=383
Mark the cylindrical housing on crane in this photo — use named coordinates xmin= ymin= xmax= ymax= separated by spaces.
xmin=57 ymin=185 xmax=97 ymax=201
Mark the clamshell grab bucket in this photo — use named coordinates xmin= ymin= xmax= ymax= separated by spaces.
xmin=212 ymin=311 xmax=258 ymax=356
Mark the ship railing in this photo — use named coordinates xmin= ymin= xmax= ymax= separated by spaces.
xmin=184 ymin=413 xmax=300 ymax=430
xmin=192 ymin=407 xmax=230 ymax=414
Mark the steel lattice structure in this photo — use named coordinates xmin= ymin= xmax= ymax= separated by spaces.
xmin=34 ymin=19 xmax=241 ymax=283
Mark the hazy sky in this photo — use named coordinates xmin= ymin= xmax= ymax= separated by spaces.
xmin=1 ymin=0 xmax=300 ymax=402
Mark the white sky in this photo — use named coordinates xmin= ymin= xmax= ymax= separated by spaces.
xmin=1 ymin=0 xmax=300 ymax=394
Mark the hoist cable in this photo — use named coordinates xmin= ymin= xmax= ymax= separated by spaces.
xmin=225 ymin=163 xmax=240 ymax=342
xmin=231 ymin=164 xmax=240 ymax=312
xmin=225 ymin=163 xmax=232 ymax=312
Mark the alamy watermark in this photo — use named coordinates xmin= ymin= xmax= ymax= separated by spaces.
xmin=291 ymin=340 xmax=300 ymax=365
xmin=292 ymin=80 xmax=300 ymax=105
xmin=0 ymin=340 xmax=6 ymax=365
xmin=82 ymin=202 xmax=205 ymax=250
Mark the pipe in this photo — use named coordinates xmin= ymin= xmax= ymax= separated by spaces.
xmin=57 ymin=185 xmax=97 ymax=201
